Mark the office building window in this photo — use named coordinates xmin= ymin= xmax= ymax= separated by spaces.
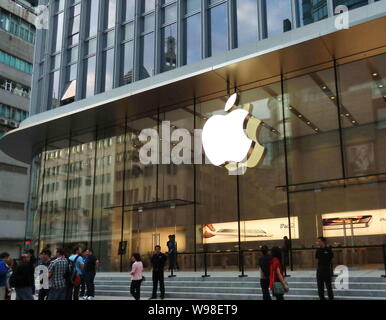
xmin=84 ymin=56 xmax=96 ymax=98
xmin=236 ymin=0 xmax=258 ymax=48
xmin=140 ymin=33 xmax=155 ymax=79
xmin=161 ymin=23 xmax=177 ymax=72
xmin=297 ymin=0 xmax=328 ymax=26
xmin=183 ymin=13 xmax=201 ymax=65
xmin=265 ymin=0 xmax=293 ymax=37
xmin=0 ymin=8 xmax=36 ymax=44
xmin=208 ymin=3 xmax=228 ymax=57
xmin=0 ymin=50 xmax=32 ymax=74
xmin=121 ymin=41 xmax=134 ymax=85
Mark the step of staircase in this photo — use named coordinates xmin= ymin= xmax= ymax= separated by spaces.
xmin=94 ymin=275 xmax=386 ymax=300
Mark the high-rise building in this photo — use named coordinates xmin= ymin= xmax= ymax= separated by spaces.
xmin=0 ymin=0 xmax=35 ymax=257
xmin=1 ymin=0 xmax=386 ymax=272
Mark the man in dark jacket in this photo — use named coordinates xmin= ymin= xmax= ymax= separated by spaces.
xmin=315 ymin=237 xmax=334 ymax=300
xmin=150 ymin=245 xmax=167 ymax=300
xmin=258 ymin=245 xmax=272 ymax=300
xmin=10 ymin=252 xmax=35 ymax=300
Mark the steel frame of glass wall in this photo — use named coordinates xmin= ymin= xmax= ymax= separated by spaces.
xmin=26 ymin=49 xmax=386 ymax=272
xmin=30 ymin=0 xmax=376 ymax=115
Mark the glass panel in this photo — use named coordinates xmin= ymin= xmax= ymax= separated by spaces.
xmin=123 ymin=0 xmax=136 ymax=21
xmin=53 ymin=13 xmax=64 ymax=52
xmin=142 ymin=13 xmax=155 ymax=33
xmin=50 ymin=70 xmax=60 ymax=108
xmin=106 ymin=0 xmax=117 ymax=29
xmin=39 ymin=139 xmax=69 ymax=252
xmin=64 ymin=134 xmax=96 ymax=248
xmin=339 ymin=53 xmax=386 ymax=176
xmin=121 ymin=41 xmax=134 ymax=85
xmin=196 ymin=96 xmax=238 ymax=270
xmin=333 ymin=0 xmax=369 ymax=11
xmin=265 ymin=0 xmax=292 ymax=37
xmin=208 ymin=3 xmax=228 ymax=57
xmin=236 ymin=0 xmax=258 ymax=48
xmin=85 ymin=56 xmax=96 ymax=97
xmin=103 ymin=48 xmax=115 ymax=92
xmin=92 ymin=128 xmax=124 ymax=272
xmin=184 ymin=14 xmax=201 ymax=65
xmin=143 ymin=0 xmax=156 ymax=13
xmin=88 ymin=0 xmax=100 ymax=37
xmin=297 ymin=0 xmax=328 ymax=26
xmin=163 ymin=3 xmax=177 ymax=24
xmin=140 ymin=33 xmax=154 ymax=80
xmin=123 ymin=22 xmax=134 ymax=40
xmin=284 ymin=67 xmax=342 ymax=183
xmin=161 ymin=23 xmax=177 ymax=72
xmin=185 ymin=0 xmax=201 ymax=14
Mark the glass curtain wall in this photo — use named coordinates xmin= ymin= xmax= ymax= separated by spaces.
xmin=28 ymin=53 xmax=386 ymax=271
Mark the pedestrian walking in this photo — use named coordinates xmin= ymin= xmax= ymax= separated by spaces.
xmin=37 ymin=249 xmax=52 ymax=300
xmin=130 ymin=253 xmax=144 ymax=300
xmin=69 ymin=246 xmax=85 ymax=300
xmin=47 ymin=248 xmax=69 ymax=300
xmin=167 ymin=235 xmax=179 ymax=271
xmin=149 ymin=245 xmax=167 ymax=300
xmin=0 ymin=252 xmax=11 ymax=300
xmin=9 ymin=252 xmax=35 ymax=300
xmin=269 ymin=247 xmax=289 ymax=301
xmin=315 ymin=237 xmax=334 ymax=300
xmin=258 ymin=245 xmax=272 ymax=300
xmin=83 ymin=248 xmax=99 ymax=300
xmin=282 ymin=236 xmax=291 ymax=276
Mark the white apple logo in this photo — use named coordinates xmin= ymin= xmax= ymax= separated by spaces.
xmin=202 ymin=93 xmax=265 ymax=171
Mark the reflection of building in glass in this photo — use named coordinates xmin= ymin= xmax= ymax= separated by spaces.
xmin=164 ymin=36 xmax=177 ymax=71
xmin=300 ymin=0 xmax=328 ymax=25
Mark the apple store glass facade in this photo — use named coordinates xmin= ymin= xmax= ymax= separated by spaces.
xmin=30 ymin=0 xmax=377 ymax=115
xmin=26 ymin=51 xmax=386 ymax=272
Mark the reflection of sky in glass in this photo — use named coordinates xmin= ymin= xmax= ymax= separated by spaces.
xmin=140 ymin=33 xmax=154 ymax=79
xmin=236 ymin=0 xmax=258 ymax=48
xmin=185 ymin=0 xmax=201 ymax=14
xmin=54 ymin=13 xmax=63 ymax=52
xmin=209 ymin=3 xmax=228 ymax=57
xmin=266 ymin=0 xmax=292 ymax=37
xmin=107 ymin=0 xmax=117 ymax=29
xmin=88 ymin=0 xmax=99 ymax=37
xmin=124 ymin=0 xmax=135 ymax=21
xmin=86 ymin=56 xmax=96 ymax=98
xmin=104 ymin=49 xmax=114 ymax=91
xmin=144 ymin=0 xmax=155 ymax=12
xmin=184 ymin=13 xmax=201 ymax=64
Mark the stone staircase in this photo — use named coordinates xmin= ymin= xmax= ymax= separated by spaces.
xmin=94 ymin=273 xmax=386 ymax=300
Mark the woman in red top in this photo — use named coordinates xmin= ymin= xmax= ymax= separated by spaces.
xmin=269 ymin=247 xmax=289 ymax=300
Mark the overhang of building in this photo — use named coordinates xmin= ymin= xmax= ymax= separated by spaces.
xmin=2 ymin=2 xmax=386 ymax=164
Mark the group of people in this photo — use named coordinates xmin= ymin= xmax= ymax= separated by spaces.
xmin=258 ymin=236 xmax=334 ymax=300
xmin=0 ymin=246 xmax=99 ymax=301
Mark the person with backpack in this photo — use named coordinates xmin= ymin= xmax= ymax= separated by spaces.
xmin=0 ymin=252 xmax=11 ymax=301
xmin=69 ymin=246 xmax=85 ymax=300
xmin=47 ymin=248 xmax=69 ymax=300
